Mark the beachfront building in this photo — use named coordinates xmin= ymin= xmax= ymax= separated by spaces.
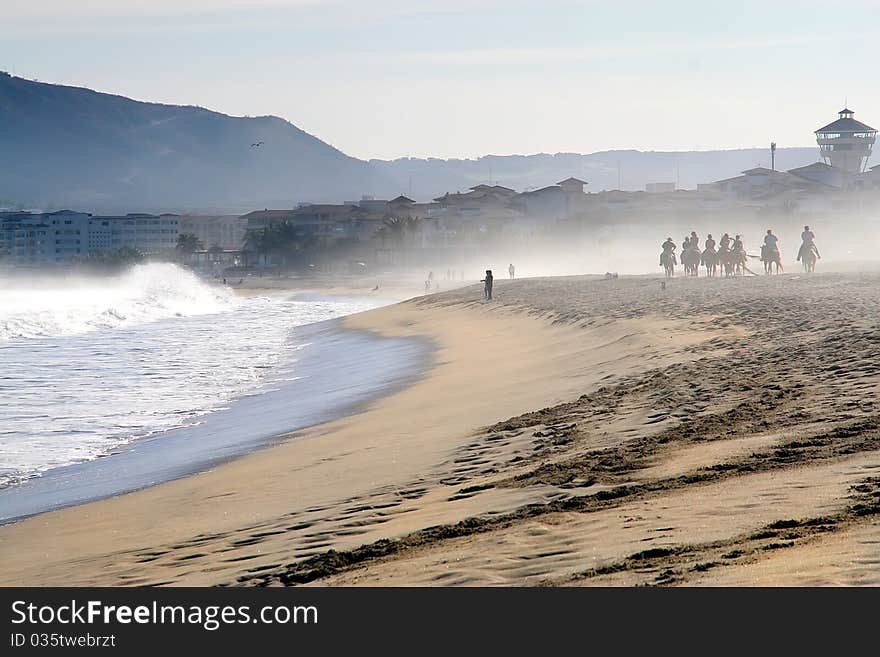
xmin=88 ymin=213 xmax=180 ymax=256
xmin=815 ymin=108 xmax=877 ymax=174
xmin=179 ymin=214 xmax=247 ymax=250
xmin=1 ymin=212 xmax=52 ymax=265
xmin=0 ymin=210 xmax=90 ymax=265
xmin=514 ymin=178 xmax=589 ymax=222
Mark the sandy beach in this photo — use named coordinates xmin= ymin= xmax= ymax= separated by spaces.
xmin=1 ymin=272 xmax=878 ymax=586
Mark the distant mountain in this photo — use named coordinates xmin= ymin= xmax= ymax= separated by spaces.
xmin=372 ymin=148 xmax=825 ymax=200
xmin=0 ymin=73 xmax=830 ymax=213
xmin=0 ymin=72 xmax=390 ymax=213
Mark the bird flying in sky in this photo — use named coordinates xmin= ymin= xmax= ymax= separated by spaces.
xmin=250 ymin=141 xmax=264 ymax=148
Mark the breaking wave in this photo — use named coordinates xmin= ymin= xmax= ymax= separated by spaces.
xmin=0 ymin=263 xmax=235 ymax=341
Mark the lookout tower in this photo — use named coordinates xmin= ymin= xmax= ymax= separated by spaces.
xmin=815 ymin=107 xmax=876 ymax=173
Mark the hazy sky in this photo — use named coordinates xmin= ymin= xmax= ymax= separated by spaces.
xmin=3 ymin=0 xmax=880 ymax=160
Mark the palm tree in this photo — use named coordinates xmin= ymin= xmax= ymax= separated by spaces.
xmin=382 ymin=216 xmax=406 ymax=245
xmin=403 ymin=215 xmax=423 ymax=246
xmin=176 ymin=233 xmax=203 ymax=254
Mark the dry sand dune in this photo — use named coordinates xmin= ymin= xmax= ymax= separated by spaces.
xmin=0 ymin=272 xmax=878 ymax=586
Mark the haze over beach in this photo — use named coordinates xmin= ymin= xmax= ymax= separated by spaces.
xmin=2 ymin=0 xmax=880 ymax=605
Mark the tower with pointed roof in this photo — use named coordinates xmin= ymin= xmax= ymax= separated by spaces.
xmin=815 ymin=107 xmax=876 ymax=173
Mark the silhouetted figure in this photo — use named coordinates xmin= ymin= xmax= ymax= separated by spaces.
xmin=425 ymin=280 xmax=430 ymax=295
xmin=509 ymin=263 xmax=515 ymax=279
xmin=481 ymin=270 xmax=494 ymax=300
xmin=798 ymin=225 xmax=820 ymax=260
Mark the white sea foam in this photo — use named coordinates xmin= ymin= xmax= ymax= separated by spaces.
xmin=0 ymin=263 xmax=235 ymax=341
xmin=0 ymin=266 xmax=384 ymax=488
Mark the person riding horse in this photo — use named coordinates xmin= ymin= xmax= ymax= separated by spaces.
xmin=660 ymin=237 xmax=677 ymax=263
xmin=660 ymin=237 xmax=677 ymax=277
xmin=797 ymin=225 xmax=820 ymax=262
xmin=701 ymin=233 xmax=718 ymax=276
xmin=761 ymin=229 xmax=782 ymax=274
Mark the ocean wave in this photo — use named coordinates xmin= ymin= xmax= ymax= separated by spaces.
xmin=0 ymin=263 xmax=235 ymax=341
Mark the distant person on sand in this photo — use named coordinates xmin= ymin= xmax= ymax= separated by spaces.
xmin=425 ymin=280 xmax=430 ymax=295
xmin=509 ymin=263 xmax=515 ymax=279
xmin=428 ymin=271 xmax=434 ymax=282
xmin=481 ymin=270 xmax=494 ymax=300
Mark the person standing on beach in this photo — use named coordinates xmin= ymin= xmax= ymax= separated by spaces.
xmin=509 ymin=263 xmax=515 ymax=280
xmin=481 ymin=270 xmax=494 ymax=300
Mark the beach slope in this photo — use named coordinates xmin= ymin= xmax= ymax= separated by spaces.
xmin=0 ymin=274 xmax=878 ymax=586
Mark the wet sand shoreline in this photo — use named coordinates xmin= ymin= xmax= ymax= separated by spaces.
xmin=1 ymin=272 xmax=878 ymax=586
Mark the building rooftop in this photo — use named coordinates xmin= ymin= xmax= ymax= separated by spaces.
xmin=389 ymin=195 xmax=416 ymax=204
xmin=240 ymin=209 xmax=294 ymax=219
xmin=557 ymin=177 xmax=588 ymax=186
xmin=816 ymin=114 xmax=877 ymax=134
xmin=787 ymin=162 xmax=833 ymax=173
xmin=518 ymin=185 xmax=563 ymax=196
xmin=292 ymin=204 xmax=359 ymax=214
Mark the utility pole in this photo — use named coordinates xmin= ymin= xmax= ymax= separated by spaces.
xmin=770 ymin=142 xmax=777 ymax=172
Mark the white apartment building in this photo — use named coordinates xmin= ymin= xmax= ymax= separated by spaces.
xmin=89 ymin=213 xmax=180 ymax=255
xmin=0 ymin=210 xmax=90 ymax=265
xmin=178 ymin=214 xmax=247 ymax=250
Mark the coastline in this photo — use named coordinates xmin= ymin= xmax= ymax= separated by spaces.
xmin=0 ymin=274 xmax=878 ymax=586
xmin=0 ymin=319 xmax=430 ymax=524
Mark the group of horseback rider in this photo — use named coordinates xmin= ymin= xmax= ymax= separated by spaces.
xmin=660 ymin=226 xmax=821 ymax=277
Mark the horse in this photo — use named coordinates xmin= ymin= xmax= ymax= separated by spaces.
xmin=701 ymin=246 xmax=718 ymax=277
xmin=718 ymin=245 xmax=735 ymax=278
xmin=761 ymin=244 xmax=783 ymax=275
xmin=800 ymin=244 xmax=818 ymax=273
xmin=680 ymin=247 xmax=700 ymax=277
xmin=660 ymin=250 xmax=676 ymax=278
xmin=732 ymin=247 xmax=748 ymax=276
